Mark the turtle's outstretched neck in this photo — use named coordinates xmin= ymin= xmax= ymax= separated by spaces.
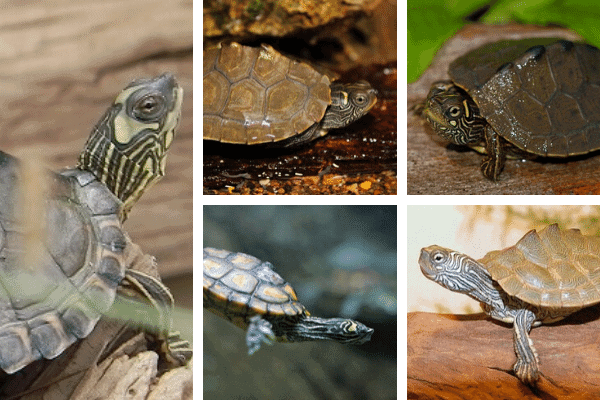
xmin=282 ymin=316 xmax=374 ymax=344
xmin=419 ymin=246 xmax=505 ymax=311
xmin=78 ymin=74 xmax=183 ymax=218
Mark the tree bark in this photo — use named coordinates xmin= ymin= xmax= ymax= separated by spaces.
xmin=408 ymin=306 xmax=600 ymax=399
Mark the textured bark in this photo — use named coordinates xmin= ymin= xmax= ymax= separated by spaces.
xmin=408 ymin=307 xmax=600 ymax=399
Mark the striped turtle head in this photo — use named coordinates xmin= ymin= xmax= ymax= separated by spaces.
xmin=322 ymin=80 xmax=377 ymax=129
xmin=78 ymin=74 xmax=183 ymax=219
xmin=423 ymin=81 xmax=485 ymax=146
xmin=419 ymin=245 xmax=490 ymax=295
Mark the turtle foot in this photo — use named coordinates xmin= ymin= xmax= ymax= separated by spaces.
xmin=480 ymin=157 xmax=502 ymax=181
xmin=246 ymin=316 xmax=275 ymax=355
xmin=513 ymin=359 xmax=539 ymax=385
xmin=164 ymin=331 xmax=193 ymax=366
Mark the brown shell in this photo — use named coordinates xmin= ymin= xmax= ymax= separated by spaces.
xmin=479 ymin=224 xmax=600 ymax=308
xmin=203 ymin=248 xmax=307 ymax=330
xmin=449 ymin=39 xmax=600 ymax=156
xmin=203 ymin=42 xmax=331 ymax=144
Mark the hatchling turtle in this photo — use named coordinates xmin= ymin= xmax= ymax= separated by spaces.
xmin=0 ymin=74 xmax=190 ymax=374
xmin=203 ymin=42 xmax=377 ymax=146
xmin=422 ymin=38 xmax=600 ymax=180
xmin=419 ymin=224 xmax=600 ymax=385
xmin=203 ymin=248 xmax=374 ymax=354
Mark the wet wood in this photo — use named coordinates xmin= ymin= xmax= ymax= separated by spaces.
xmin=408 ymin=307 xmax=600 ymax=399
xmin=408 ymin=24 xmax=600 ymax=194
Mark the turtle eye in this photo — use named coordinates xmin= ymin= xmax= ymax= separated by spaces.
xmin=433 ymin=252 xmax=445 ymax=262
xmin=353 ymin=92 xmax=368 ymax=106
xmin=447 ymin=105 xmax=462 ymax=118
xmin=134 ymin=94 xmax=166 ymax=121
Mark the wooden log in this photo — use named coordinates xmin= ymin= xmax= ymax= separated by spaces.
xmin=408 ymin=306 xmax=600 ymax=399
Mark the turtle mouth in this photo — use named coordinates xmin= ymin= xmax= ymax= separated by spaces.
xmin=422 ymin=108 xmax=457 ymax=142
xmin=355 ymin=326 xmax=374 ymax=344
xmin=418 ymin=248 xmax=438 ymax=279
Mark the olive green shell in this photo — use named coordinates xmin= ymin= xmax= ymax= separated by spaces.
xmin=203 ymin=248 xmax=307 ymax=330
xmin=203 ymin=42 xmax=332 ymax=144
xmin=449 ymin=39 xmax=600 ymax=156
xmin=479 ymin=224 xmax=600 ymax=308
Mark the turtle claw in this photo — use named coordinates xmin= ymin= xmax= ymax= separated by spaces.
xmin=164 ymin=331 xmax=193 ymax=366
xmin=246 ymin=316 xmax=275 ymax=355
xmin=513 ymin=359 xmax=539 ymax=385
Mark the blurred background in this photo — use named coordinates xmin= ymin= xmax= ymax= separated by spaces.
xmin=204 ymin=205 xmax=397 ymax=399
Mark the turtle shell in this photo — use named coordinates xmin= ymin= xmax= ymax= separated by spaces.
xmin=203 ymin=248 xmax=307 ymax=330
xmin=203 ymin=42 xmax=332 ymax=144
xmin=479 ymin=224 xmax=600 ymax=309
xmin=449 ymin=39 xmax=600 ymax=156
xmin=0 ymin=152 xmax=127 ymax=373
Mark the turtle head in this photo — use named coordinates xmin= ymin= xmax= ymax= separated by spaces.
xmin=419 ymin=245 xmax=492 ymax=297
xmin=423 ymin=81 xmax=485 ymax=145
xmin=78 ymin=74 xmax=183 ymax=218
xmin=322 ymin=80 xmax=377 ymax=129
xmin=289 ymin=316 xmax=374 ymax=345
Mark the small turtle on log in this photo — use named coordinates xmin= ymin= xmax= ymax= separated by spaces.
xmin=419 ymin=224 xmax=600 ymax=384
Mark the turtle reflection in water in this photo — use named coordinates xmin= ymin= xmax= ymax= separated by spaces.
xmin=422 ymin=39 xmax=600 ymax=180
xmin=0 ymin=74 xmax=191 ymax=374
xmin=419 ymin=224 xmax=600 ymax=385
xmin=203 ymin=42 xmax=377 ymax=146
xmin=203 ymin=248 xmax=373 ymax=354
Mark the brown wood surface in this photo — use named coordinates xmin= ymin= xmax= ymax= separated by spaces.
xmin=408 ymin=307 xmax=600 ymax=399
xmin=408 ymin=24 xmax=600 ymax=194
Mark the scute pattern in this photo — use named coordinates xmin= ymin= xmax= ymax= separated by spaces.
xmin=450 ymin=39 xmax=600 ymax=156
xmin=203 ymin=42 xmax=331 ymax=144
xmin=203 ymin=248 xmax=307 ymax=331
xmin=479 ymin=224 xmax=600 ymax=308
xmin=0 ymin=155 xmax=126 ymax=373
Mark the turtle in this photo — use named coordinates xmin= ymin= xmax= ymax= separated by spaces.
xmin=422 ymin=38 xmax=600 ymax=180
xmin=203 ymin=248 xmax=374 ymax=354
xmin=419 ymin=224 xmax=600 ymax=385
xmin=203 ymin=42 xmax=377 ymax=146
xmin=0 ymin=74 xmax=191 ymax=374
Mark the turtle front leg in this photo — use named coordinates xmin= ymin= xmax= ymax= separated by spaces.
xmin=512 ymin=309 xmax=540 ymax=385
xmin=246 ymin=315 xmax=276 ymax=355
xmin=480 ymin=125 xmax=506 ymax=181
